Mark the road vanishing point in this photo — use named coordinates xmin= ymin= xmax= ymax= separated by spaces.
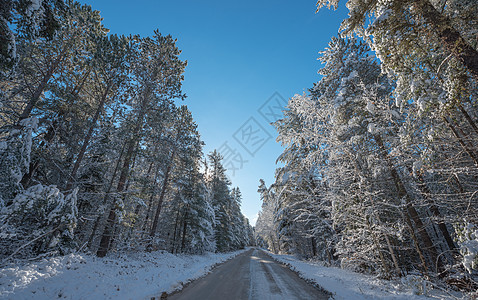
xmin=168 ymin=248 xmax=330 ymax=300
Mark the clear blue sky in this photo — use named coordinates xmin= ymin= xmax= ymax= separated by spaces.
xmin=78 ymin=0 xmax=348 ymax=225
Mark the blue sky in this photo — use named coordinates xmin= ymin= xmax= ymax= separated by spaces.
xmin=79 ymin=0 xmax=348 ymax=225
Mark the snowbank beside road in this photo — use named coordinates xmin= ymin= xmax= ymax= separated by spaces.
xmin=268 ymin=252 xmax=464 ymax=300
xmin=0 ymin=249 xmax=246 ymax=299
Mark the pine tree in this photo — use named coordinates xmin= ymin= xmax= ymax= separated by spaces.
xmin=96 ymin=31 xmax=186 ymax=257
xmin=255 ymin=179 xmax=279 ymax=253
xmin=207 ymin=150 xmax=233 ymax=252
xmin=0 ymin=0 xmax=66 ymax=73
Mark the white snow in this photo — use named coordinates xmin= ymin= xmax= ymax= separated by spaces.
xmin=26 ymin=0 xmax=43 ymax=17
xmin=367 ymin=123 xmax=379 ymax=134
xmin=0 ymin=249 xmax=246 ymax=299
xmin=373 ymin=9 xmax=392 ymax=27
xmin=456 ymin=222 xmax=478 ymax=274
xmin=1 ymin=248 xmax=468 ymax=299
xmin=267 ymin=252 xmax=463 ymax=300
xmin=365 ymin=101 xmax=376 ymax=114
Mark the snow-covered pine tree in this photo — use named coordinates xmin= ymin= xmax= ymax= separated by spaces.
xmin=255 ymin=179 xmax=280 ymax=253
xmin=10 ymin=2 xmax=109 ymax=189
xmin=66 ymin=34 xmax=133 ymax=190
xmin=0 ymin=117 xmax=78 ymax=260
xmin=207 ymin=150 xmax=233 ymax=252
xmin=229 ymin=187 xmax=248 ymax=249
xmin=96 ymin=31 xmax=186 ymax=257
xmin=0 ymin=0 xmax=66 ymax=73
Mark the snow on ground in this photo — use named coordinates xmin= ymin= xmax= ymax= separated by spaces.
xmin=267 ymin=252 xmax=465 ymax=300
xmin=0 ymin=249 xmax=246 ymax=300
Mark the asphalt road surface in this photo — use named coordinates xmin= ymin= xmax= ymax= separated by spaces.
xmin=168 ymin=248 xmax=330 ymax=300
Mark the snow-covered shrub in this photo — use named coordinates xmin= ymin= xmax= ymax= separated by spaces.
xmin=339 ymin=254 xmax=376 ymax=274
xmin=0 ymin=185 xmax=78 ymax=260
xmin=0 ymin=117 xmax=37 ymax=205
xmin=400 ymin=274 xmax=432 ymax=296
xmin=454 ymin=221 xmax=478 ymax=274
xmin=0 ymin=117 xmax=79 ymax=261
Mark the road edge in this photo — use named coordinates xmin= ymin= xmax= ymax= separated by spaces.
xmin=259 ymin=249 xmax=334 ymax=299
xmin=151 ymin=248 xmax=252 ymax=300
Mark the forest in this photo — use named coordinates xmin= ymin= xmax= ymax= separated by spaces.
xmin=1 ymin=0 xmax=478 ymax=297
xmin=0 ymin=0 xmax=252 ymax=261
xmin=254 ymin=0 xmax=478 ymax=293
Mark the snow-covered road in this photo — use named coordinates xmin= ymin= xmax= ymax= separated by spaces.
xmin=1 ymin=248 xmax=462 ymax=299
xmin=0 ymin=249 xmax=247 ymax=299
xmin=169 ymin=248 xmax=329 ymax=300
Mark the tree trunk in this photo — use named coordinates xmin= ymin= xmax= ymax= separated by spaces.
xmin=310 ymin=237 xmax=317 ymax=257
xmin=96 ymin=208 xmax=116 ymax=257
xmin=415 ymin=173 xmax=457 ymax=252
xmin=170 ymin=207 xmax=181 ymax=253
xmin=366 ymin=216 xmax=390 ymax=276
xmin=452 ymin=173 xmax=465 ymax=194
xmin=269 ymin=234 xmax=276 ymax=253
xmin=18 ymin=48 xmax=66 ymax=123
xmin=96 ymin=104 xmax=145 ymax=258
xmin=384 ymin=233 xmax=402 ymax=276
xmin=96 ymin=137 xmax=139 ymax=257
xmin=412 ymin=0 xmax=478 ymax=80
xmin=150 ymin=149 xmax=175 ymax=237
xmin=94 ymin=81 xmax=154 ymax=257
xmin=443 ymin=116 xmax=478 ymax=167
xmin=139 ymin=154 xmax=167 ymax=239
xmin=117 ymin=137 xmax=140 ymax=193
xmin=66 ymin=82 xmax=113 ymax=189
xmin=180 ymin=211 xmax=188 ymax=252
xmin=369 ymin=195 xmax=402 ymax=276
xmin=458 ymin=105 xmax=478 ymax=136
xmin=353 ymin=150 xmax=403 ymax=276
xmin=21 ymin=66 xmax=92 ymax=187
xmin=141 ymin=192 xmax=156 ymax=239
xmin=374 ymin=135 xmax=443 ymax=273
xmin=96 ymin=135 xmax=141 ymax=257
xmin=129 ymin=162 xmax=157 ymax=239
xmin=87 ymin=142 xmax=126 ymax=249
xmin=403 ymin=209 xmax=430 ymax=275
